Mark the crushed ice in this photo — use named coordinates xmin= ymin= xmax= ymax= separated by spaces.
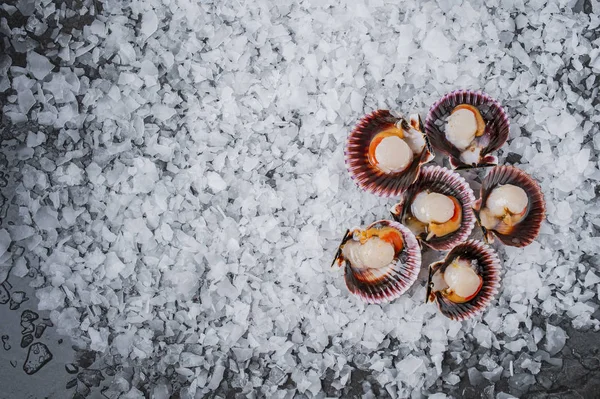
xmin=0 ymin=0 xmax=599 ymax=397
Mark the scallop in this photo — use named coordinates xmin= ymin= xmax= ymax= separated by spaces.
xmin=390 ymin=166 xmax=475 ymax=251
xmin=474 ymin=165 xmax=546 ymax=247
xmin=332 ymin=220 xmax=421 ymax=304
xmin=426 ymin=240 xmax=501 ymax=321
xmin=425 ymin=90 xmax=509 ymax=170
xmin=345 ymin=110 xmax=434 ymax=197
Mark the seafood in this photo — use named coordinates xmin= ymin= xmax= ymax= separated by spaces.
xmin=390 ymin=166 xmax=475 ymax=251
xmin=332 ymin=220 xmax=421 ymax=304
xmin=474 ymin=165 xmax=545 ymax=247
xmin=426 ymin=240 xmax=501 ymax=321
xmin=425 ymin=90 xmax=509 ymax=169
xmin=345 ymin=110 xmax=434 ymax=197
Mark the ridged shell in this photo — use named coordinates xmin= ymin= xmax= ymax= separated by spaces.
xmin=426 ymin=240 xmax=501 ymax=321
xmin=345 ymin=110 xmax=434 ymax=197
xmin=474 ymin=165 xmax=545 ymax=247
xmin=390 ymin=166 xmax=475 ymax=251
xmin=425 ymin=90 xmax=509 ymax=170
xmin=333 ymin=220 xmax=421 ymax=304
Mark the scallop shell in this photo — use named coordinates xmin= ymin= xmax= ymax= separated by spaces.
xmin=474 ymin=165 xmax=545 ymax=247
xmin=345 ymin=110 xmax=434 ymax=197
xmin=426 ymin=240 xmax=501 ymax=321
xmin=390 ymin=166 xmax=475 ymax=251
xmin=332 ymin=220 xmax=421 ymax=304
xmin=425 ymin=90 xmax=509 ymax=170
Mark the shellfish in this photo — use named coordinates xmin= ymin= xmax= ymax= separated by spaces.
xmin=425 ymin=90 xmax=509 ymax=170
xmin=345 ymin=110 xmax=434 ymax=197
xmin=390 ymin=166 xmax=475 ymax=251
xmin=332 ymin=220 xmax=421 ymax=304
xmin=426 ymin=240 xmax=501 ymax=321
xmin=474 ymin=165 xmax=545 ymax=247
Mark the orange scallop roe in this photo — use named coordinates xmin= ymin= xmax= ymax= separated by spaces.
xmin=357 ymin=226 xmax=404 ymax=253
xmin=428 ymin=196 xmax=462 ymax=239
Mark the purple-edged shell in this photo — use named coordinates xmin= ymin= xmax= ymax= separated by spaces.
xmin=426 ymin=240 xmax=501 ymax=321
xmin=345 ymin=110 xmax=434 ymax=197
xmin=473 ymin=165 xmax=546 ymax=247
xmin=332 ymin=220 xmax=421 ymax=304
xmin=425 ymin=90 xmax=509 ymax=170
xmin=390 ymin=166 xmax=475 ymax=251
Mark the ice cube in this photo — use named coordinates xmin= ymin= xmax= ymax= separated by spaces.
xmin=397 ymin=355 xmax=423 ymax=375
xmin=512 ymin=42 xmax=532 ymax=67
xmin=36 ymin=287 xmax=65 ymax=310
xmin=546 ymin=114 xmax=578 ymax=138
xmin=584 ymin=270 xmax=600 ymax=287
xmin=88 ymin=327 xmax=109 ymax=352
xmin=544 ymin=323 xmax=567 ymax=355
xmin=505 ymin=339 xmax=526 ymax=352
xmin=180 ymin=352 xmax=204 ymax=368
xmin=503 ymin=314 xmax=520 ymax=338
xmin=0 ymin=229 xmax=10 ymax=258
xmin=18 ymin=89 xmax=36 ymax=113
xmin=423 ymin=29 xmax=452 ymax=61
xmin=574 ymin=148 xmax=590 ymax=174
xmin=27 ymin=52 xmax=54 ymax=80
xmin=33 ymin=206 xmax=60 ymax=230
xmin=151 ymin=104 xmax=176 ymax=122
xmin=207 ymin=364 xmax=225 ymax=389
xmin=473 ymin=324 xmax=493 ymax=348
xmin=104 ymin=252 xmax=126 ymax=279
xmin=12 ymin=257 xmax=28 ymax=278
xmin=207 ymin=172 xmax=227 ymax=193
xmin=141 ymin=9 xmax=158 ymax=38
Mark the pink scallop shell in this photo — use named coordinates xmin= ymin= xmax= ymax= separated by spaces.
xmin=425 ymin=90 xmax=509 ymax=170
xmin=332 ymin=220 xmax=421 ymax=304
xmin=390 ymin=166 xmax=475 ymax=251
xmin=345 ymin=110 xmax=434 ymax=197
xmin=426 ymin=240 xmax=501 ymax=321
xmin=474 ymin=165 xmax=546 ymax=247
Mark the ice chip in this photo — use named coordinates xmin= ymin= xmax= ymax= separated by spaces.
xmin=584 ymin=270 xmax=600 ymax=287
xmin=544 ymin=324 xmax=567 ymax=355
xmin=0 ymin=229 xmax=10 ymax=258
xmin=141 ymin=9 xmax=158 ymax=38
xmin=423 ymin=29 xmax=452 ymax=61
xmin=207 ymin=364 xmax=225 ymax=390
xmin=18 ymin=89 xmax=36 ymax=114
xmin=180 ymin=352 xmax=204 ymax=368
xmin=546 ymin=114 xmax=578 ymax=138
xmin=27 ymin=52 xmax=54 ymax=80
xmin=207 ymin=172 xmax=227 ymax=193
xmin=36 ymin=287 xmax=65 ymax=310
xmin=33 ymin=206 xmax=60 ymax=230
xmin=473 ymin=324 xmax=493 ymax=348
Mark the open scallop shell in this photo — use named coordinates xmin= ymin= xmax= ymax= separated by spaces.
xmin=390 ymin=166 xmax=475 ymax=251
xmin=473 ymin=165 xmax=545 ymax=247
xmin=426 ymin=240 xmax=501 ymax=321
xmin=425 ymin=90 xmax=509 ymax=170
xmin=332 ymin=220 xmax=421 ymax=304
xmin=345 ymin=110 xmax=434 ymax=197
